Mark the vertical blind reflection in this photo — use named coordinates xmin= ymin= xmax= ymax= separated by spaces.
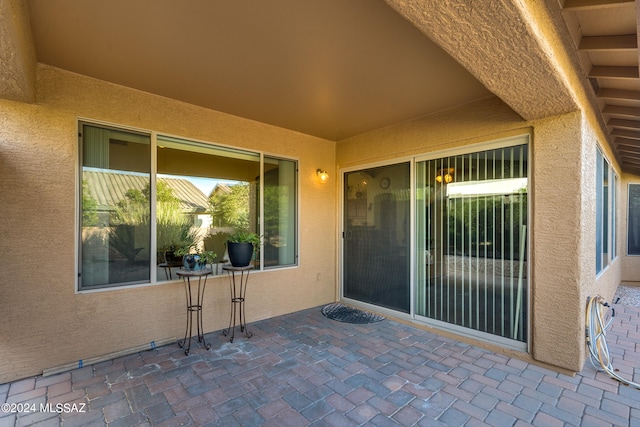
xmin=417 ymin=144 xmax=528 ymax=342
xmin=80 ymin=124 xmax=151 ymax=288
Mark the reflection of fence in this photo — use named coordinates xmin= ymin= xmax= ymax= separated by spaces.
xmin=441 ymin=254 xmax=527 ymax=279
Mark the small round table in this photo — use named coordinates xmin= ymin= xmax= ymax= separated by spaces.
xmin=222 ymin=265 xmax=254 ymax=342
xmin=176 ymin=268 xmax=212 ymax=355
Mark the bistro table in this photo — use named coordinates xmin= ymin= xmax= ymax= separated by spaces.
xmin=176 ymin=268 xmax=212 ymax=355
xmin=222 ymin=265 xmax=254 ymax=342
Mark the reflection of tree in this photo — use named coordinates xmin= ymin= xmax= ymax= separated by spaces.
xmin=209 ymin=183 xmax=249 ymax=229
xmin=110 ymin=181 xmax=196 ymax=263
xmin=112 ymin=188 xmax=149 ymax=226
xmin=264 ymin=184 xmax=289 ymax=244
xmin=447 ymin=192 xmax=527 ymax=259
xmin=156 ymin=181 xmax=197 ymax=252
xmin=110 ymin=186 xmax=149 ymax=263
xmin=82 ymin=180 xmax=99 ymax=226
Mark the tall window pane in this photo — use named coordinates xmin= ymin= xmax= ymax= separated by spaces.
xmin=416 ymin=142 xmax=528 ymax=343
xmin=80 ymin=124 xmax=151 ymax=289
xmin=596 ymin=149 xmax=603 ymax=272
xmin=612 ymin=173 xmax=617 ymax=260
xmin=596 ymin=148 xmax=611 ymax=273
xmin=263 ymin=157 xmax=297 ymax=267
xmin=157 ymin=136 xmax=260 ymax=278
xmin=603 ymin=155 xmax=609 ymax=266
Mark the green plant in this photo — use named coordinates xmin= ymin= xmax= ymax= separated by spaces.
xmin=175 ymin=245 xmax=217 ymax=265
xmin=110 ymin=180 xmax=198 ymax=262
xmin=209 ymin=182 xmax=250 ymax=229
xmin=81 ymin=180 xmax=99 ymax=226
xmin=174 ymin=246 xmax=191 ymax=257
xmin=156 ymin=181 xmax=198 ymax=252
xmin=198 ymin=250 xmax=217 ymax=265
xmin=227 ymin=229 xmax=261 ymax=248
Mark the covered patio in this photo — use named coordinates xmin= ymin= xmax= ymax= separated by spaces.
xmin=1 ymin=299 xmax=638 ymax=426
xmin=3 ymin=0 xmax=640 ymax=414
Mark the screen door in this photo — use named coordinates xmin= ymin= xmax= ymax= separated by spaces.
xmin=342 ymin=162 xmax=410 ymax=313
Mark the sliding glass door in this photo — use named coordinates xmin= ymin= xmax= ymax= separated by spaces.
xmin=416 ymin=142 xmax=528 ymax=343
xmin=341 ymin=138 xmax=529 ymax=346
xmin=343 ymin=163 xmax=411 ymax=313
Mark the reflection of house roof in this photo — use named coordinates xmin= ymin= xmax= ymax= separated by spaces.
xmin=210 ymin=183 xmax=232 ymax=198
xmin=83 ymin=170 xmax=208 ymax=212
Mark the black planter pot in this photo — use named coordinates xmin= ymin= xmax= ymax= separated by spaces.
xmin=227 ymin=242 xmax=254 ymax=267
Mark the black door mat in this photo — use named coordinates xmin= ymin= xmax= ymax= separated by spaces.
xmin=321 ymin=303 xmax=385 ymax=324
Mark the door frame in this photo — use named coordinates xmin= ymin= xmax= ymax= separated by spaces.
xmin=339 ymin=157 xmax=415 ymax=321
xmin=339 ymin=134 xmax=531 ymax=353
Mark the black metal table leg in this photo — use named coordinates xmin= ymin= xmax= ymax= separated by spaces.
xmin=222 ymin=265 xmax=254 ymax=342
xmin=176 ymin=268 xmax=212 ymax=355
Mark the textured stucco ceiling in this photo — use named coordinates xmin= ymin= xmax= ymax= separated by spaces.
xmin=383 ymin=0 xmax=579 ymax=121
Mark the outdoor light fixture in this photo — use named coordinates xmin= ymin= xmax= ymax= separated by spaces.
xmin=436 ymin=168 xmax=455 ymax=184
xmin=316 ymin=169 xmax=329 ymax=183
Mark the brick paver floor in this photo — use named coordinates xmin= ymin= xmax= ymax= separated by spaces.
xmin=1 ymin=302 xmax=639 ymax=426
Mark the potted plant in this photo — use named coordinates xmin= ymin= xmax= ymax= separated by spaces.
xmin=175 ymin=245 xmax=217 ymax=271
xmin=226 ymin=229 xmax=261 ymax=267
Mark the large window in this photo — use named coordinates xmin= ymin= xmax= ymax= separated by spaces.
xmin=596 ymin=148 xmax=617 ymax=273
xmin=79 ymin=122 xmax=297 ymax=290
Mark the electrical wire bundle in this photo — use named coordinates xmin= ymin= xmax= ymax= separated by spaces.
xmin=585 ymin=295 xmax=640 ymax=389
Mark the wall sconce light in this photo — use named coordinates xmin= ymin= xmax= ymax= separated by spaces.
xmin=436 ymin=168 xmax=455 ymax=184
xmin=316 ymin=169 xmax=329 ymax=183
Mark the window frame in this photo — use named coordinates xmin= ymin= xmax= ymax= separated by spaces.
xmin=414 ymin=135 xmax=530 ymax=348
xmin=596 ymin=147 xmax=618 ymax=274
xmin=77 ymin=120 xmax=299 ymax=292
xmin=627 ymin=183 xmax=640 ymax=257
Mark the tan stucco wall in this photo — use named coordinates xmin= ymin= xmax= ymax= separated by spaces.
xmin=0 ymin=0 xmax=36 ymax=103
xmin=0 ymin=65 xmax=337 ymax=383
xmin=337 ymin=96 xmax=621 ymax=372
xmin=530 ymin=112 xmax=587 ymax=370
xmin=338 ymin=97 xmax=525 ymax=169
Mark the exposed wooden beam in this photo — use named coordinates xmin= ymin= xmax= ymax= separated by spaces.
xmin=579 ymin=35 xmax=637 ymax=51
xmin=563 ymin=0 xmax=634 ymax=10
xmin=612 ymin=128 xmax=640 ymax=139
xmin=617 ymin=148 xmax=640 ymax=158
xmin=617 ymin=148 xmax=640 ymax=159
xmin=603 ymin=105 xmax=640 ymax=117
xmin=623 ymin=167 xmax=640 ymax=176
xmin=622 ymin=158 xmax=640 ymax=168
xmin=598 ymin=88 xmax=640 ymax=101
xmin=623 ymin=163 xmax=640 ymax=174
xmin=608 ymin=118 xmax=640 ymax=129
xmin=621 ymin=150 xmax=640 ymax=158
xmin=623 ymin=166 xmax=640 ymax=176
xmin=614 ymin=137 xmax=640 ymax=147
xmin=590 ymin=66 xmax=639 ymax=79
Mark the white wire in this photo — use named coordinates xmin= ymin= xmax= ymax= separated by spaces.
xmin=585 ymin=295 xmax=640 ymax=389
